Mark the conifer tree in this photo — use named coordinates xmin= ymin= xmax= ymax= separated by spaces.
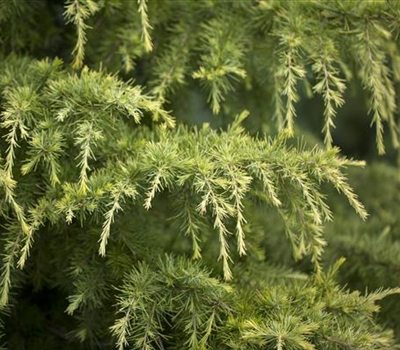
xmin=0 ymin=1 xmax=400 ymax=349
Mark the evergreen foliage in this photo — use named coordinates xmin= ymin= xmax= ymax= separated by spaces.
xmin=0 ymin=1 xmax=399 ymax=349
xmin=325 ymin=163 xmax=400 ymax=340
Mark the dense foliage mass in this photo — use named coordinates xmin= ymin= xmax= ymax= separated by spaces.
xmin=1 ymin=1 xmax=400 ymax=349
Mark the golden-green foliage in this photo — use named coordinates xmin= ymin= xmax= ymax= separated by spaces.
xmin=0 ymin=1 xmax=399 ymax=349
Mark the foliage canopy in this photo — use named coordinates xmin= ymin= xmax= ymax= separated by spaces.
xmin=0 ymin=1 xmax=400 ymax=349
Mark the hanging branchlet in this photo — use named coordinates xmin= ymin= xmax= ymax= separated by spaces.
xmin=271 ymin=53 xmax=287 ymax=131
xmin=137 ymin=0 xmax=153 ymax=52
xmin=273 ymin=10 xmax=306 ymax=135
xmin=355 ymin=19 xmax=398 ymax=154
xmin=64 ymin=0 xmax=100 ymax=69
xmin=99 ymin=180 xmax=138 ymax=256
xmin=311 ymin=34 xmax=346 ymax=148
xmin=195 ymin=169 xmax=235 ymax=280
xmin=74 ymin=121 xmax=103 ymax=194
xmin=0 ymin=225 xmax=24 ymax=307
